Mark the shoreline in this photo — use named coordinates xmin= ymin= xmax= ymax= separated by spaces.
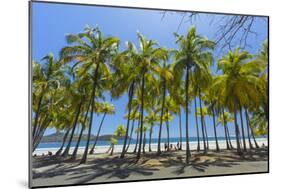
xmin=34 ymin=138 xmax=268 ymax=155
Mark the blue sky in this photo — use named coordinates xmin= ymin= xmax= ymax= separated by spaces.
xmin=32 ymin=2 xmax=268 ymax=138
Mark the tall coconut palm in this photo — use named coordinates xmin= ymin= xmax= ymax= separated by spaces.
xmin=152 ymin=52 xmax=173 ymax=155
xmin=60 ymin=26 xmax=119 ymax=164
xmin=215 ymin=48 xmax=264 ymax=154
xmin=112 ymin=42 xmax=141 ymax=158
xmin=32 ymin=54 xmax=67 ymax=149
xmin=173 ymin=26 xmax=215 ymax=163
xmin=128 ymin=33 xmax=168 ymax=159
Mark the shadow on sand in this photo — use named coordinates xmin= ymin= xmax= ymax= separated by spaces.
xmin=32 ymin=147 xmax=268 ymax=184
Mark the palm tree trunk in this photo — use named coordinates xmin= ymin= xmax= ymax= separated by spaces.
xmin=179 ymin=108 xmax=183 ymax=150
xmin=211 ymin=105 xmax=219 ymax=151
xmin=143 ymin=132 xmax=146 ymax=154
xmin=32 ymin=119 xmax=52 ymax=152
xmin=55 ymin=128 xmax=71 ymax=156
xmin=239 ymin=105 xmax=247 ymax=151
xmin=194 ymin=98 xmax=200 ymax=151
xmin=62 ymin=101 xmax=82 ymax=157
xmin=251 ymin=127 xmax=260 ymax=148
xmin=89 ymin=112 xmax=107 ymax=154
xmin=226 ymin=125 xmax=234 ymax=149
xmin=137 ymin=72 xmax=145 ymax=159
xmin=110 ymin=144 xmax=114 ymax=156
xmin=203 ymin=118 xmax=209 ymax=150
xmin=133 ymin=113 xmax=141 ymax=153
xmin=245 ymin=109 xmax=254 ymax=149
xmin=185 ymin=68 xmax=191 ymax=163
xmin=233 ymin=100 xmax=242 ymax=155
xmin=126 ymin=119 xmax=135 ymax=152
xmin=71 ymin=98 xmax=92 ymax=159
xmin=80 ymin=63 xmax=100 ymax=164
xmin=221 ymin=109 xmax=231 ymax=150
xmin=71 ymin=126 xmax=84 ymax=160
xmin=246 ymin=111 xmax=260 ymax=148
xmin=166 ymin=120 xmax=170 ymax=151
xmin=33 ymin=117 xmax=50 ymax=152
xmin=121 ymin=81 xmax=135 ymax=158
xmin=157 ymin=79 xmax=166 ymax=155
xmin=149 ymin=124 xmax=153 ymax=152
xmin=32 ymin=94 xmax=44 ymax=139
xmin=198 ymin=90 xmax=207 ymax=154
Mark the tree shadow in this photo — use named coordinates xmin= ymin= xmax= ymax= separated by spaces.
xmin=32 ymin=147 xmax=268 ymax=184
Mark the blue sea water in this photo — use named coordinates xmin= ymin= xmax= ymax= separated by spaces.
xmin=37 ymin=136 xmax=266 ymax=149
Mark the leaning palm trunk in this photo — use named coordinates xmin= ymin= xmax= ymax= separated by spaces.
xmin=108 ymin=144 xmax=114 ymax=156
xmin=137 ymin=72 xmax=145 ymax=159
xmin=245 ymin=109 xmax=254 ymax=149
xmin=226 ymin=125 xmax=234 ymax=149
xmin=185 ymin=68 xmax=191 ymax=163
xmin=246 ymin=110 xmax=259 ymax=148
xmin=72 ymin=98 xmax=92 ymax=160
xmin=89 ymin=112 xmax=107 ymax=154
xmin=250 ymin=127 xmax=260 ymax=148
xmin=33 ymin=118 xmax=51 ymax=152
xmin=62 ymin=101 xmax=82 ymax=157
xmin=121 ymin=81 xmax=135 ymax=158
xmin=211 ymin=105 xmax=220 ymax=151
xmin=179 ymin=108 xmax=183 ymax=150
xmin=239 ymin=105 xmax=247 ymax=151
xmin=194 ymin=98 xmax=200 ymax=151
xmin=198 ymin=91 xmax=207 ymax=153
xmin=157 ymin=79 xmax=166 ymax=155
xmin=126 ymin=119 xmax=135 ymax=152
xmin=133 ymin=116 xmax=141 ymax=153
xmin=80 ymin=63 xmax=100 ymax=164
xmin=32 ymin=90 xmax=45 ymax=139
xmin=71 ymin=126 xmax=84 ymax=160
xmin=55 ymin=128 xmax=71 ymax=156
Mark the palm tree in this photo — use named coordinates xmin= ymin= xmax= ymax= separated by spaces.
xmin=89 ymin=102 xmax=115 ymax=154
xmin=112 ymin=42 xmax=140 ymax=158
xmin=60 ymin=26 xmax=119 ymax=164
xmin=106 ymin=125 xmax=126 ymax=156
xmin=217 ymin=109 xmax=234 ymax=150
xmin=125 ymin=110 xmax=140 ymax=152
xmin=32 ymin=54 xmax=68 ymax=151
xmin=215 ymin=48 xmax=265 ymax=154
xmin=164 ymin=110 xmax=173 ymax=151
xmin=32 ymin=55 xmax=69 ymax=152
xmin=144 ymin=111 xmax=159 ymax=152
xmin=61 ymin=80 xmax=86 ymax=157
xmin=173 ymin=26 xmax=215 ymax=163
xmin=128 ymin=32 xmax=168 ymax=159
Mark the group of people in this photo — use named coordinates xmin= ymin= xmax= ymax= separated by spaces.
xmin=164 ymin=142 xmax=181 ymax=151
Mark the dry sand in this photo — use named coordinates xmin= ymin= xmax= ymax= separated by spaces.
xmin=32 ymin=145 xmax=268 ymax=188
